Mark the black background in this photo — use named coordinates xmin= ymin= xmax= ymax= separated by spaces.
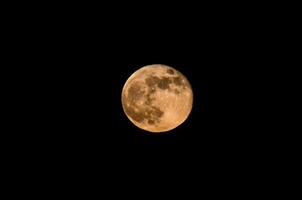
xmin=7 ymin=2 xmax=283 ymax=194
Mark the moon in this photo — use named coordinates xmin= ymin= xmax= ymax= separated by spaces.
xmin=121 ymin=64 xmax=193 ymax=133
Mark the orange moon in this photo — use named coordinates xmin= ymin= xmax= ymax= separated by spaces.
xmin=121 ymin=64 xmax=193 ymax=133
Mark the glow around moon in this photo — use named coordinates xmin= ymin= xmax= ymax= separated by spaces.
xmin=121 ymin=64 xmax=193 ymax=133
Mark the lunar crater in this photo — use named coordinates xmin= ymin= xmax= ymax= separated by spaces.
xmin=167 ymin=68 xmax=175 ymax=74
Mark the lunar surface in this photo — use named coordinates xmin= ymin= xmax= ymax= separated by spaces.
xmin=121 ymin=64 xmax=193 ymax=133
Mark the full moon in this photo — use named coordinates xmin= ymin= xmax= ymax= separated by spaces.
xmin=121 ymin=64 xmax=193 ymax=133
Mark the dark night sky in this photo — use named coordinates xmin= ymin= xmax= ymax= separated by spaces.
xmin=7 ymin=2 xmax=285 ymax=194
xmin=3 ymin=1 xmax=287 ymax=199
xmin=20 ymin=6 xmax=263 ymax=156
